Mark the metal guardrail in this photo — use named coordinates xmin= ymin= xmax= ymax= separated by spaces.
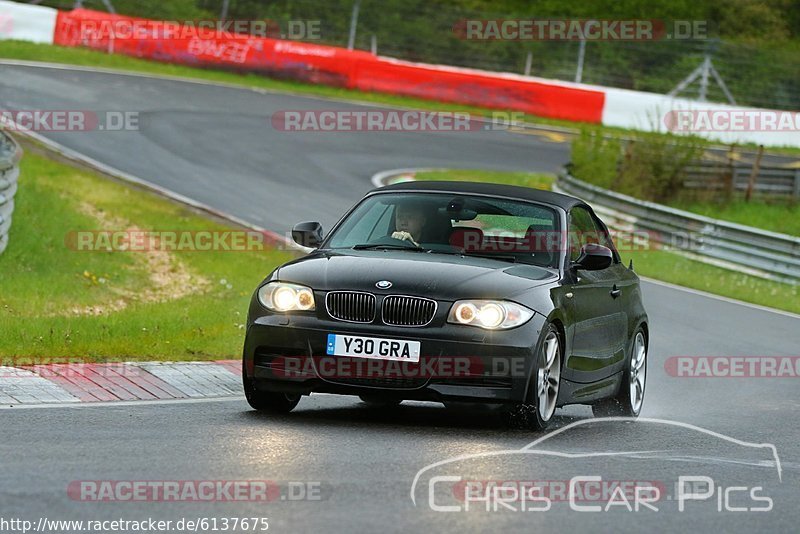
xmin=683 ymin=161 xmax=800 ymax=198
xmin=556 ymin=172 xmax=800 ymax=285
xmin=0 ymin=131 xmax=22 ymax=256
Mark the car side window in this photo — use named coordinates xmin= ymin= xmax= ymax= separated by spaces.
xmin=568 ymin=206 xmax=602 ymax=262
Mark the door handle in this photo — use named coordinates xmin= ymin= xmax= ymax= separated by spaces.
xmin=610 ymin=285 xmax=621 ymax=299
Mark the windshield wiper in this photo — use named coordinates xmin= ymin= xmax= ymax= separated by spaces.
xmin=460 ymin=251 xmax=518 ymax=263
xmin=352 ymin=243 xmax=426 ymax=251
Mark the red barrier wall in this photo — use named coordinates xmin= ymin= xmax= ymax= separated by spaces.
xmin=356 ymin=57 xmax=604 ymax=123
xmin=53 ymin=9 xmax=604 ymax=123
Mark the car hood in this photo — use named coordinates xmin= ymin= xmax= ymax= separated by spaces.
xmin=274 ymin=250 xmax=558 ymax=301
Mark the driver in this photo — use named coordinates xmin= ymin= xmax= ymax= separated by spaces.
xmin=391 ymin=203 xmax=428 ymax=246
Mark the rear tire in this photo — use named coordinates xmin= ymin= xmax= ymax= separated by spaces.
xmin=504 ymin=323 xmax=562 ymax=430
xmin=242 ymin=365 xmax=301 ymax=413
xmin=592 ymin=327 xmax=647 ymax=418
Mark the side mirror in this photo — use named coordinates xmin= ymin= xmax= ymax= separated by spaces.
xmin=573 ymin=243 xmax=613 ymax=271
xmin=292 ymin=221 xmax=323 ymax=248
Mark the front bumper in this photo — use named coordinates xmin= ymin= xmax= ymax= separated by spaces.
xmin=243 ymin=312 xmax=547 ymax=404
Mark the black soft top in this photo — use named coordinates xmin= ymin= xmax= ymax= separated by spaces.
xmin=373 ymin=180 xmax=586 ymax=211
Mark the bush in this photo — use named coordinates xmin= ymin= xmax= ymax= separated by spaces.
xmin=571 ymin=128 xmax=707 ymax=203
xmin=570 ymin=128 xmax=621 ymax=190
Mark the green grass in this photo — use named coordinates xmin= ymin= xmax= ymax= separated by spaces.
xmin=624 ymin=249 xmax=799 ymax=314
xmin=413 ymin=169 xmax=800 ymax=314
xmin=3 ymin=40 xmax=800 ymax=156
xmin=666 ymin=198 xmax=800 ymax=237
xmin=0 ymin=144 xmax=295 ymax=362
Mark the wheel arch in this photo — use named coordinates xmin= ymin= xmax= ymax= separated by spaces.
xmin=521 ymin=313 xmax=566 ymax=405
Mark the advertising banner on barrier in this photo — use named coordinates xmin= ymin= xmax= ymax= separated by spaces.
xmin=52 ymin=9 xmax=372 ymax=87
xmin=51 ymin=8 xmax=606 ymax=124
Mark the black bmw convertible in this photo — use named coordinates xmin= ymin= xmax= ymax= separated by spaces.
xmin=242 ymin=180 xmax=648 ymax=429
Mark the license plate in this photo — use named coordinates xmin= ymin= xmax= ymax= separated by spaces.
xmin=326 ymin=334 xmax=420 ymax=363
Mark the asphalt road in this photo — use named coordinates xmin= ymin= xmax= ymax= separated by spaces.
xmin=1 ymin=62 xmax=799 ymax=533
xmin=0 ymin=62 xmax=568 ymax=233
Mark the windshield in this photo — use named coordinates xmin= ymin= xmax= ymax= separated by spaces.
xmin=324 ymin=192 xmax=561 ymax=268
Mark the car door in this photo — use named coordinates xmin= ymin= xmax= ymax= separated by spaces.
xmin=563 ymin=206 xmax=628 ymax=385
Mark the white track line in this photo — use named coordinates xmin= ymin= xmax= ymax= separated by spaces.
xmin=640 ymin=277 xmax=800 ymax=320
xmin=0 ymin=395 xmax=243 ymax=410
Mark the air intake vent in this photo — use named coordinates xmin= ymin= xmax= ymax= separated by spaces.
xmin=325 ymin=291 xmax=376 ymax=323
xmin=382 ymin=296 xmax=437 ymax=327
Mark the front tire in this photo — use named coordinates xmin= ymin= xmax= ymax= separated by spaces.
xmin=504 ymin=324 xmax=562 ymax=430
xmin=243 ymin=365 xmax=301 ymax=413
xmin=592 ymin=328 xmax=647 ymax=418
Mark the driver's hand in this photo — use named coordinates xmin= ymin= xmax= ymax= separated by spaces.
xmin=391 ymin=231 xmax=419 ymax=246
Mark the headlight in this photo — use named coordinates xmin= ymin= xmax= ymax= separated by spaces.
xmin=448 ymin=300 xmax=533 ymax=330
xmin=258 ymin=282 xmax=315 ymax=312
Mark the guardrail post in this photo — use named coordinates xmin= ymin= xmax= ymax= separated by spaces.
xmin=745 ymin=145 xmax=764 ymax=202
xmin=347 ymin=0 xmax=361 ymax=51
xmin=794 ymin=169 xmax=800 ymax=200
xmin=724 ymin=145 xmax=735 ymax=201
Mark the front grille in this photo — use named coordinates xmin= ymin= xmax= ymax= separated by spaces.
xmin=331 ymin=376 xmax=428 ymax=389
xmin=313 ymin=355 xmax=430 ymax=389
xmin=382 ymin=295 xmax=437 ymax=327
xmin=326 ymin=291 xmax=376 ymax=323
